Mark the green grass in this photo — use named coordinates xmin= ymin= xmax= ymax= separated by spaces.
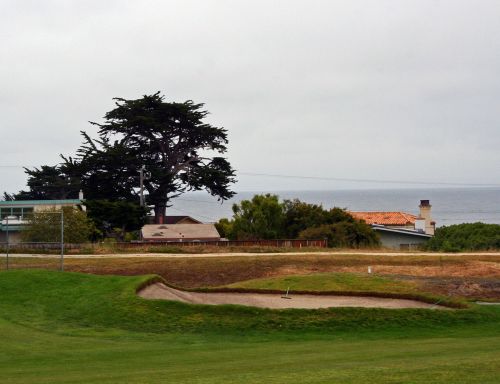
xmin=0 ymin=270 xmax=499 ymax=383
xmin=225 ymin=272 xmax=421 ymax=293
xmin=221 ymin=272 xmax=467 ymax=307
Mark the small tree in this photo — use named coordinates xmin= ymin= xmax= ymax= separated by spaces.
xmin=230 ymin=194 xmax=285 ymax=240
xmin=22 ymin=207 xmax=95 ymax=243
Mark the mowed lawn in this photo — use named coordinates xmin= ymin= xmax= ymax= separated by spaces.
xmin=1 ymin=270 xmax=499 ymax=384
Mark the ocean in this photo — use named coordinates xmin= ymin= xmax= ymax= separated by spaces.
xmin=169 ymin=187 xmax=500 ymax=226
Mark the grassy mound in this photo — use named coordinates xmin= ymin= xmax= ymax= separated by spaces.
xmin=1 ymin=270 xmax=500 ymax=383
xmin=0 ymin=270 xmax=496 ymax=336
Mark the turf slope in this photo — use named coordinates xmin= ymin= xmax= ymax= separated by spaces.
xmin=0 ymin=270 xmax=499 ymax=383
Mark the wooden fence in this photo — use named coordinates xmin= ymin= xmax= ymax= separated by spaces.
xmin=126 ymin=239 xmax=328 ymax=248
xmin=0 ymin=239 xmax=327 ymax=250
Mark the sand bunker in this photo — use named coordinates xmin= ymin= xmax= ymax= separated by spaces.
xmin=138 ymin=283 xmax=445 ymax=309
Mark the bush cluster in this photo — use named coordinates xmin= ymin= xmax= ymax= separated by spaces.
xmin=425 ymin=222 xmax=500 ymax=252
xmin=216 ymin=194 xmax=380 ymax=248
xmin=21 ymin=206 xmax=97 ymax=243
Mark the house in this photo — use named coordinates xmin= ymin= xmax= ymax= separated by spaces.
xmin=141 ymin=223 xmax=221 ymax=242
xmin=163 ymin=216 xmax=202 ymax=225
xmin=0 ymin=197 xmax=84 ymax=244
xmin=145 ymin=215 xmax=202 ymax=225
xmin=369 ymin=226 xmax=432 ymax=250
xmin=349 ymin=211 xmax=417 ymax=230
xmin=350 ymin=200 xmax=436 ymax=250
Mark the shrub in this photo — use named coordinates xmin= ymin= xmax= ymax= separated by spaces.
xmin=230 ymin=194 xmax=285 ymax=240
xmin=219 ymin=194 xmax=379 ymax=248
xmin=426 ymin=222 xmax=500 ymax=251
xmin=298 ymin=222 xmax=380 ymax=248
xmin=21 ymin=207 xmax=96 ymax=243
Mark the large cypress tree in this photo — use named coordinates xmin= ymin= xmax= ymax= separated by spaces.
xmin=80 ymin=92 xmax=236 ymax=223
xmin=8 ymin=92 xmax=236 ymax=224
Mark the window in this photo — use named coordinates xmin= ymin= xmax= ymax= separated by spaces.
xmin=12 ymin=208 xmax=22 ymax=217
xmin=0 ymin=206 xmax=35 ymax=219
xmin=0 ymin=208 xmax=12 ymax=219
xmin=22 ymin=207 xmax=33 ymax=218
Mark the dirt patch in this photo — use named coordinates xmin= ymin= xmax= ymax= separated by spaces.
xmin=138 ymin=283 xmax=446 ymax=310
xmin=407 ymin=276 xmax=500 ymax=300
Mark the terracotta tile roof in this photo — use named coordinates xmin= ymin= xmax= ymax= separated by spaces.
xmin=350 ymin=211 xmax=417 ymax=226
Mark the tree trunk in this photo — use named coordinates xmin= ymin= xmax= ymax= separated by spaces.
xmin=154 ymin=204 xmax=166 ymax=224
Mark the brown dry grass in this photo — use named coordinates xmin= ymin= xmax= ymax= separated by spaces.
xmin=5 ymin=253 xmax=500 ymax=299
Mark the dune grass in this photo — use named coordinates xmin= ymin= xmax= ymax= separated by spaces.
xmin=0 ymin=270 xmax=499 ymax=383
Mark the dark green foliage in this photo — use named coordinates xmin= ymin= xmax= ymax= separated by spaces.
xmin=2 ymin=192 xmax=15 ymax=201
xmin=214 ymin=217 xmax=233 ymax=239
xmin=299 ymin=222 xmax=380 ymax=248
xmin=72 ymin=136 xmax=139 ymax=202
xmin=283 ymin=199 xmax=356 ymax=238
xmin=230 ymin=194 xmax=285 ymax=239
xmin=9 ymin=165 xmax=81 ymax=200
xmin=6 ymin=92 xmax=236 ymax=224
xmin=426 ymin=222 xmax=500 ymax=251
xmin=84 ymin=200 xmax=148 ymax=240
xmin=21 ymin=207 xmax=96 ymax=243
xmin=85 ymin=92 xmax=236 ymax=222
xmin=219 ymin=194 xmax=379 ymax=247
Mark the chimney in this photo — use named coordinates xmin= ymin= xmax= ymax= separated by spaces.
xmin=415 ymin=218 xmax=426 ymax=233
xmin=418 ymin=200 xmax=435 ymax=235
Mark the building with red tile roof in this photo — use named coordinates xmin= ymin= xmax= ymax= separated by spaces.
xmin=349 ymin=200 xmax=436 ymax=250
xmin=350 ymin=211 xmax=417 ymax=228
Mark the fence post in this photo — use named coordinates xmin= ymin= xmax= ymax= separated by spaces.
xmin=60 ymin=210 xmax=64 ymax=272
xmin=5 ymin=216 xmax=9 ymax=270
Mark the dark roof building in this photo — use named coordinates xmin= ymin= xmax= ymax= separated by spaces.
xmin=141 ymin=223 xmax=220 ymax=242
xmin=163 ymin=216 xmax=202 ymax=225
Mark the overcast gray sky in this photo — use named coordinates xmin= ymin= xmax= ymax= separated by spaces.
xmin=1 ymin=0 xmax=499 ymax=193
